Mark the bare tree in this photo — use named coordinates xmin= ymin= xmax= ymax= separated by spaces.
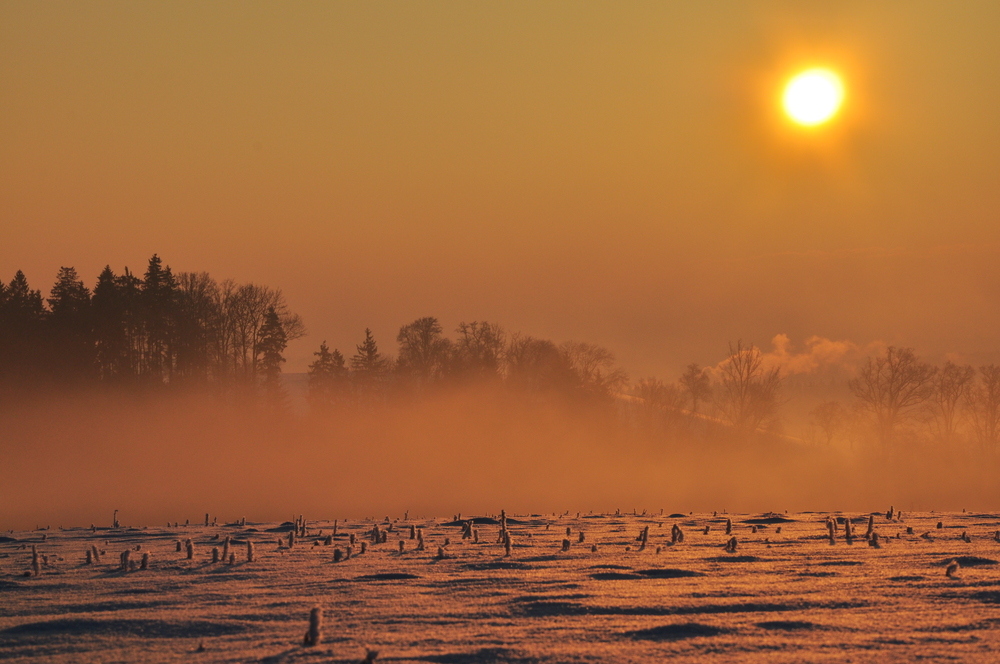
xmin=634 ymin=377 xmax=687 ymax=432
xmin=175 ymin=272 xmax=223 ymax=382
xmin=452 ymin=321 xmax=505 ymax=381
xmin=559 ymin=341 xmax=628 ymax=400
xmin=212 ymin=279 xmax=239 ymax=380
xmin=396 ymin=317 xmax=450 ymax=387
xmin=716 ymin=341 xmax=781 ymax=435
xmin=222 ymin=283 xmax=304 ymax=385
xmin=928 ymin=361 xmax=974 ymax=447
xmin=967 ymin=365 xmax=1000 ymax=454
xmin=848 ymin=346 xmax=935 ymax=450
xmin=810 ymin=400 xmax=846 ymax=446
xmin=504 ymin=334 xmax=576 ymax=394
xmin=679 ymin=363 xmax=711 ymax=413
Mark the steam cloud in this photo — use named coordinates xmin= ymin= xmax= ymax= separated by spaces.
xmin=710 ymin=334 xmax=884 ymax=377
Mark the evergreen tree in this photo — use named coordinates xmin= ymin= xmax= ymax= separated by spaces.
xmin=0 ymin=258 xmax=304 ymax=398
xmin=350 ymin=328 xmax=390 ymax=400
xmin=0 ymin=271 xmax=46 ymax=387
xmin=258 ymin=306 xmax=287 ymax=404
xmin=141 ymin=254 xmax=179 ymax=383
xmin=116 ymin=268 xmax=144 ymax=380
xmin=351 ymin=328 xmax=388 ymax=374
xmin=308 ymin=340 xmax=347 ymax=410
xmin=46 ymin=266 xmax=94 ymax=380
xmin=92 ymin=266 xmax=129 ymax=381
xmin=47 ymin=267 xmax=90 ymax=317
xmin=3 ymin=271 xmax=45 ymax=318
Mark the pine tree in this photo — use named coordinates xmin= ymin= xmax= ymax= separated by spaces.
xmin=351 ymin=328 xmax=388 ymax=373
xmin=0 ymin=271 xmax=46 ymax=387
xmin=47 ymin=267 xmax=90 ymax=318
xmin=258 ymin=306 xmax=287 ymax=405
xmin=0 ymin=259 xmax=304 ymax=397
xmin=46 ymin=267 xmax=94 ymax=381
xmin=308 ymin=341 xmax=347 ymax=410
xmin=351 ymin=328 xmax=390 ymax=400
xmin=141 ymin=255 xmax=179 ymax=383
xmin=92 ymin=266 xmax=137 ymax=382
xmin=116 ymin=268 xmax=144 ymax=380
xmin=3 ymin=271 xmax=45 ymax=318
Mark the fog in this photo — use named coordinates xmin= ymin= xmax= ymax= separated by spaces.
xmin=4 ymin=1 xmax=1000 ymax=531
xmin=4 ymin=386 xmax=997 ymax=532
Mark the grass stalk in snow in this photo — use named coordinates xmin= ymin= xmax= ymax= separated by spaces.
xmin=303 ymin=606 xmax=322 ymax=646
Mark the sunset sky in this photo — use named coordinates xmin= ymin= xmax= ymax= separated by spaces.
xmin=3 ymin=1 xmax=1000 ymax=377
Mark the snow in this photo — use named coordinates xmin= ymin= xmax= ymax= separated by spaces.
xmin=2 ymin=511 xmax=1000 ymax=662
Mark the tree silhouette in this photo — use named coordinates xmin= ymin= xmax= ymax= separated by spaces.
xmin=849 ymin=346 xmax=935 ymax=450
xmin=505 ymin=334 xmax=576 ymax=395
xmin=716 ymin=341 xmax=781 ymax=436
xmin=396 ymin=317 xmax=450 ymax=387
xmin=633 ymin=377 xmax=686 ymax=433
xmin=19 ymin=248 xmax=1000 ymax=463
xmin=92 ymin=266 xmax=129 ymax=381
xmin=810 ymin=400 xmax=846 ymax=446
xmin=47 ymin=267 xmax=94 ymax=380
xmin=308 ymin=341 xmax=347 ymax=410
xmin=258 ymin=306 xmax=287 ymax=405
xmin=452 ymin=321 xmax=505 ymax=381
xmin=967 ymin=365 xmax=1000 ymax=454
xmin=679 ymin=364 xmax=711 ymax=413
xmin=350 ymin=328 xmax=390 ymax=400
xmin=560 ymin=341 xmax=628 ymax=401
xmin=117 ymin=267 xmax=144 ymax=380
xmin=224 ymin=283 xmax=305 ymax=386
xmin=174 ymin=272 xmax=222 ymax=383
xmin=0 ymin=256 xmax=306 ymax=403
xmin=0 ymin=271 xmax=45 ymax=388
xmin=141 ymin=254 xmax=179 ymax=384
xmin=352 ymin=329 xmax=389 ymax=373
xmin=928 ymin=361 xmax=974 ymax=448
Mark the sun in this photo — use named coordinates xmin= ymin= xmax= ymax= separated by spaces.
xmin=782 ymin=68 xmax=844 ymax=126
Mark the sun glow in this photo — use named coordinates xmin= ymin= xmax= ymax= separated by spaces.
xmin=782 ymin=69 xmax=844 ymax=126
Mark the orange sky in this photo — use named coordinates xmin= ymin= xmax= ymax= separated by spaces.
xmin=3 ymin=1 xmax=1000 ymax=376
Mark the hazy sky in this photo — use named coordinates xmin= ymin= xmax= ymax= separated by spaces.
xmin=3 ymin=1 xmax=1000 ymax=377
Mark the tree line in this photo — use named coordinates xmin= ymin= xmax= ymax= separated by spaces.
xmin=632 ymin=342 xmax=1000 ymax=454
xmin=832 ymin=347 xmax=1000 ymax=453
xmin=0 ymin=259 xmax=629 ymax=409
xmin=5 ymin=258 xmax=998 ymax=453
xmin=306 ymin=317 xmax=629 ymax=409
xmin=0 ymin=256 xmax=303 ymax=396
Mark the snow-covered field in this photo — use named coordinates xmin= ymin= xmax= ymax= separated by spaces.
xmin=2 ymin=510 xmax=999 ymax=663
